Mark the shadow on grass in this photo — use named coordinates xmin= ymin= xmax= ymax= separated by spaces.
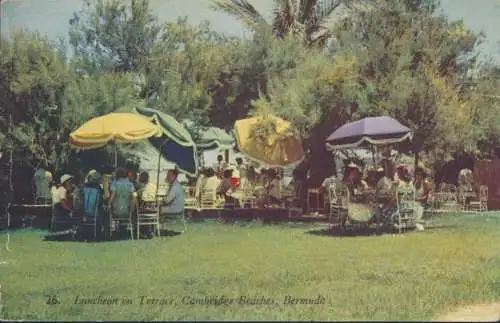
xmin=40 ymin=228 xmax=184 ymax=243
xmin=306 ymin=226 xmax=415 ymax=238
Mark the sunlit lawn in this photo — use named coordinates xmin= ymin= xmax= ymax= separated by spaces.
xmin=1 ymin=213 xmax=500 ymax=321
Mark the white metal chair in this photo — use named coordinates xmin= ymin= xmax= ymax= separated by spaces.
xmin=395 ymin=188 xmax=415 ymax=233
xmin=110 ymin=190 xmax=134 ymax=240
xmin=136 ymin=200 xmax=160 ymax=238
xmin=469 ymin=185 xmax=488 ymax=213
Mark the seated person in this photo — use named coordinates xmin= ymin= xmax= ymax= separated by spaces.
xmin=396 ymin=165 xmax=414 ymax=191
xmin=136 ymin=171 xmax=158 ymax=239
xmin=202 ymin=168 xmax=220 ymax=197
xmin=216 ymin=169 xmax=237 ymax=207
xmin=137 ymin=171 xmax=157 ymax=203
xmin=228 ymin=164 xmax=240 ymax=188
xmin=108 ymin=168 xmax=137 ymax=227
xmin=78 ymin=171 xmax=104 ymax=240
xmin=373 ymin=162 xmax=399 ymax=225
xmin=162 ymin=168 xmax=185 ymax=217
xmin=51 ymin=174 xmax=75 ymax=232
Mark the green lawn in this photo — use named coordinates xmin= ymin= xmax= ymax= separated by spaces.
xmin=1 ymin=213 xmax=500 ymax=321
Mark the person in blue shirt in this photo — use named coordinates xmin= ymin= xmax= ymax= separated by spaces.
xmin=163 ymin=168 xmax=185 ymax=215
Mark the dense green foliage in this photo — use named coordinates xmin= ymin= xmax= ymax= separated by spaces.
xmin=1 ymin=0 xmax=499 ymax=179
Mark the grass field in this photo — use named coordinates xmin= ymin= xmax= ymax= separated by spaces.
xmin=1 ymin=213 xmax=500 ymax=321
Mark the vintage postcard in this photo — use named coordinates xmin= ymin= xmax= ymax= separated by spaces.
xmin=1 ymin=0 xmax=500 ymax=321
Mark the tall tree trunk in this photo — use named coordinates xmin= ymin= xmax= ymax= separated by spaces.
xmin=414 ymin=152 xmax=419 ymax=173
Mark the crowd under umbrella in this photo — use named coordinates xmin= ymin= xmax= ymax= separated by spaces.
xmin=233 ymin=114 xmax=305 ymax=169
xmin=133 ymin=107 xmax=198 ymax=186
xmin=325 ymin=116 xmax=417 ymax=231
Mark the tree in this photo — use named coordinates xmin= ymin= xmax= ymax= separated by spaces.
xmin=140 ymin=17 xmax=242 ymax=127
xmin=211 ymin=0 xmax=372 ymax=47
xmin=68 ymin=0 xmax=162 ymax=74
xmin=0 ymin=31 xmax=73 ymax=169
xmin=330 ymin=0 xmax=485 ymax=166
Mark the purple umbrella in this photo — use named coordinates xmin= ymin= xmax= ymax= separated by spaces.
xmin=325 ymin=116 xmax=412 ymax=150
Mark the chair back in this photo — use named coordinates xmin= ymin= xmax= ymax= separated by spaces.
xmin=200 ymin=189 xmax=217 ymax=208
xmin=479 ymin=185 xmax=488 ymax=202
xmin=139 ymin=200 xmax=158 ymax=213
xmin=112 ymin=186 xmax=133 ymax=217
xmin=326 ymin=184 xmax=338 ymax=205
xmin=397 ymin=188 xmax=413 ymax=210
xmin=82 ymin=186 xmax=102 ymax=217
xmin=184 ymin=186 xmax=196 ymax=198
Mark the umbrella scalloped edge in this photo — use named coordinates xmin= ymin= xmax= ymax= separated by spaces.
xmin=325 ymin=132 xmax=413 ymax=151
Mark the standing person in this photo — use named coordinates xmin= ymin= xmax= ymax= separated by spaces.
xmin=414 ymin=164 xmax=431 ymax=206
xmin=293 ymin=157 xmax=310 ymax=209
xmin=214 ymin=154 xmax=227 ymax=178
xmin=194 ymin=168 xmax=207 ymax=204
xmin=235 ymin=157 xmax=248 ymax=189
xmin=51 ymin=174 xmax=75 ymax=232
xmin=216 ymin=169 xmax=237 ymax=208
xmin=266 ymin=168 xmax=283 ymax=207
xmin=34 ymin=161 xmax=53 ymax=204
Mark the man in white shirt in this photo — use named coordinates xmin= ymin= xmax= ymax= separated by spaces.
xmin=51 ymin=174 xmax=74 ymax=232
xmin=203 ymin=168 xmax=221 ymax=194
xmin=235 ymin=157 xmax=248 ymax=188
xmin=214 ymin=154 xmax=227 ymax=178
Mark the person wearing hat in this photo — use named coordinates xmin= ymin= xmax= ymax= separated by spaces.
xmin=85 ymin=169 xmax=97 ymax=183
xmin=344 ymin=161 xmax=368 ymax=199
xmin=396 ymin=165 xmax=413 ymax=190
xmin=51 ymin=174 xmax=75 ymax=232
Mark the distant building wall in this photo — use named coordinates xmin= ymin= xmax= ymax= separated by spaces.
xmin=473 ymin=158 xmax=500 ymax=210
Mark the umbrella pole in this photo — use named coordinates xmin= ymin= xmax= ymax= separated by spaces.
xmin=155 ymin=139 xmax=169 ymax=199
xmin=371 ymin=146 xmax=377 ymax=167
xmin=156 ymin=147 xmax=161 ymax=199
xmin=114 ymin=146 xmax=118 ymax=168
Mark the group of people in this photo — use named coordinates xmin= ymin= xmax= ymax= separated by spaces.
xmin=193 ymin=155 xmax=285 ymax=208
xmin=315 ymin=158 xmax=432 ymax=225
xmin=34 ymin=162 xmax=185 ymax=240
